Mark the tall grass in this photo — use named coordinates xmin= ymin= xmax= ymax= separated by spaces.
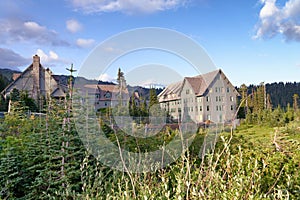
xmin=75 ymin=124 xmax=300 ymax=199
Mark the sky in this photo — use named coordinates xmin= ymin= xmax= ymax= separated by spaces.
xmin=0 ymin=0 xmax=299 ymax=87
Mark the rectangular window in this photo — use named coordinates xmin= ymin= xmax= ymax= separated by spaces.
xmin=206 ymin=96 xmax=210 ymax=102
xmin=207 ymin=105 xmax=210 ymax=111
xmin=199 ymin=106 xmax=202 ymax=112
xmin=216 ymin=106 xmax=219 ymax=111
xmin=207 ymin=114 xmax=211 ymax=120
xmin=219 ymin=96 xmax=221 ymax=101
xmin=215 ymin=87 xmax=218 ymax=93
xmin=227 ymin=87 xmax=230 ymax=93
xmin=186 ymin=89 xmax=190 ymax=94
xmin=230 ymin=96 xmax=234 ymax=101
xmin=216 ymin=96 xmax=218 ymax=102
xmin=209 ymin=88 xmax=213 ymax=93
xmin=231 ymin=105 xmax=234 ymax=110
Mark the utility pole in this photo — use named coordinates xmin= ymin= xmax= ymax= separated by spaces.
xmin=66 ymin=63 xmax=77 ymax=100
xmin=61 ymin=63 xmax=76 ymax=188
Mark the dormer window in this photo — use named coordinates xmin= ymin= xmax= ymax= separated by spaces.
xmin=104 ymin=92 xmax=111 ymax=99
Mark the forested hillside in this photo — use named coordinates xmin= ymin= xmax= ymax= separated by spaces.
xmin=242 ymin=82 xmax=300 ymax=109
xmin=266 ymin=82 xmax=300 ymax=108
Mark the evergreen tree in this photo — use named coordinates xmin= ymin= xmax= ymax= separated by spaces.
xmin=293 ymin=93 xmax=299 ymax=111
xmin=266 ymin=93 xmax=272 ymax=110
xmin=10 ymin=88 xmax=20 ymax=102
xmin=20 ymin=91 xmax=38 ymax=112
xmin=129 ymin=93 xmax=139 ymax=117
xmin=149 ymin=88 xmax=158 ymax=109
xmin=0 ymin=74 xmax=9 ymax=91
xmin=117 ymin=68 xmax=124 ymax=84
xmin=238 ymin=84 xmax=248 ymax=118
xmin=140 ymin=98 xmax=148 ymax=117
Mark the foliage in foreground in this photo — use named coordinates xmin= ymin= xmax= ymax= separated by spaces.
xmin=0 ymin=101 xmax=300 ymax=199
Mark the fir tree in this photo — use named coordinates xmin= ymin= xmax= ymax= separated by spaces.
xmin=149 ymin=88 xmax=158 ymax=109
xmin=293 ymin=93 xmax=299 ymax=111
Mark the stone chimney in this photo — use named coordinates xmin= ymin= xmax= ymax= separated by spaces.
xmin=33 ymin=54 xmax=40 ymax=67
xmin=32 ymin=55 xmax=40 ymax=101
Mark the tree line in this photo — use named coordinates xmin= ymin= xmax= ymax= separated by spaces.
xmin=238 ymin=82 xmax=300 ymax=126
xmin=238 ymin=82 xmax=300 ymax=110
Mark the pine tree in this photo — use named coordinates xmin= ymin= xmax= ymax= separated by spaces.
xmin=293 ymin=93 xmax=299 ymax=111
xmin=129 ymin=93 xmax=139 ymax=118
xmin=149 ymin=88 xmax=158 ymax=109
xmin=238 ymin=84 xmax=248 ymax=118
xmin=266 ymin=93 xmax=272 ymax=110
xmin=140 ymin=98 xmax=148 ymax=117
xmin=10 ymin=88 xmax=20 ymax=102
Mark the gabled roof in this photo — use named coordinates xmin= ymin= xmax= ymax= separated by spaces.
xmin=98 ymin=84 xmax=129 ymax=94
xmin=83 ymin=84 xmax=98 ymax=89
xmin=158 ymin=81 xmax=183 ymax=102
xmin=1 ymin=56 xmax=66 ymax=98
xmin=51 ymin=87 xmax=66 ymax=97
xmin=158 ymin=69 xmax=239 ymax=102
xmin=1 ymin=64 xmax=35 ymax=95
xmin=184 ymin=77 xmax=204 ymax=95
xmin=185 ymin=70 xmax=220 ymax=96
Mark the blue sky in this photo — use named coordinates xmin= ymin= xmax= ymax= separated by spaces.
xmin=0 ymin=0 xmax=299 ymax=86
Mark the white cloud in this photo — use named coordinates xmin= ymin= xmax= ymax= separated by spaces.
xmin=24 ymin=21 xmax=46 ymax=32
xmin=66 ymin=19 xmax=82 ymax=33
xmin=254 ymin=0 xmax=300 ymax=41
xmin=36 ymin=49 xmax=61 ymax=63
xmin=70 ymin=0 xmax=189 ymax=14
xmin=76 ymin=38 xmax=95 ymax=48
xmin=0 ymin=19 xmax=69 ymax=46
xmin=98 ymin=73 xmax=115 ymax=82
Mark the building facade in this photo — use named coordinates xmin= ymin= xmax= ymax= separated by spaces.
xmin=83 ymin=84 xmax=130 ymax=111
xmin=158 ymin=69 xmax=239 ymax=123
xmin=1 ymin=55 xmax=66 ymax=105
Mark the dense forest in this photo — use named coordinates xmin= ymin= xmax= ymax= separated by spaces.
xmin=242 ymin=82 xmax=300 ymax=109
